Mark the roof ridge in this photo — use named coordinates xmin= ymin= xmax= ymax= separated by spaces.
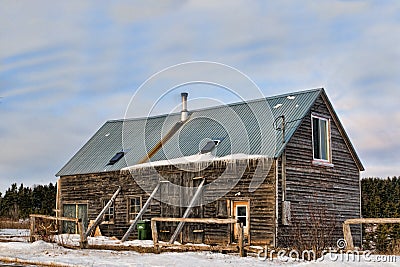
xmin=110 ymin=87 xmax=324 ymax=123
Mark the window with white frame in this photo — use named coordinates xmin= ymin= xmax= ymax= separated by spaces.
xmin=128 ymin=197 xmax=141 ymax=222
xmin=312 ymin=115 xmax=331 ymax=162
xmin=236 ymin=205 xmax=248 ymax=227
xmin=103 ymin=200 xmax=115 ymax=223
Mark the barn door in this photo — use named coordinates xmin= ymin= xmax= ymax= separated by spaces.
xmin=63 ymin=204 xmax=76 ymax=233
xmin=232 ymin=201 xmax=250 ymax=240
xmin=62 ymin=204 xmax=88 ymax=234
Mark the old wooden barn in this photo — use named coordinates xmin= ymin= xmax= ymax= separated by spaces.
xmin=56 ymin=88 xmax=364 ymax=247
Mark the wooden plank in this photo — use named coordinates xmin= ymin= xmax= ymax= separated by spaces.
xmin=121 ymin=183 xmax=161 ymax=242
xmin=137 ymin=121 xmax=184 ymax=164
xmin=85 ymin=186 xmax=121 ymax=238
xmin=30 ymin=214 xmax=79 ymax=222
xmin=169 ymin=179 xmax=205 ymax=244
xmin=345 ymin=218 xmax=400 ymax=224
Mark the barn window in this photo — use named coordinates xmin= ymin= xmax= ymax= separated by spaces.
xmin=107 ymin=151 xmax=125 ymax=165
xmin=102 ymin=200 xmax=115 ymax=223
xmin=128 ymin=197 xmax=142 ymax=222
xmin=236 ymin=206 xmax=247 ymax=227
xmin=312 ymin=115 xmax=331 ymax=162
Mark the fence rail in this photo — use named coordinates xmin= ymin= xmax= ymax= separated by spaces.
xmin=343 ymin=217 xmax=400 ymax=250
xmin=150 ymin=217 xmax=246 ymax=257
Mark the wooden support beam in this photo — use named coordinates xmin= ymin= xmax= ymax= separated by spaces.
xmin=169 ymin=179 xmax=205 ymax=244
xmin=121 ymin=183 xmax=161 ymax=242
xmin=85 ymin=186 xmax=121 ymax=238
xmin=137 ymin=121 xmax=184 ymax=164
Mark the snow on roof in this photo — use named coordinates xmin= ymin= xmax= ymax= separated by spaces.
xmin=122 ymin=153 xmax=268 ymax=171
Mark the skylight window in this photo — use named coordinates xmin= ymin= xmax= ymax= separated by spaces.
xmin=107 ymin=151 xmax=125 ymax=165
xmin=273 ymin=103 xmax=283 ymax=109
xmin=200 ymin=140 xmax=220 ymax=154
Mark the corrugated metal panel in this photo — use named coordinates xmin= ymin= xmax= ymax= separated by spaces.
xmin=56 ymin=88 xmax=322 ymax=176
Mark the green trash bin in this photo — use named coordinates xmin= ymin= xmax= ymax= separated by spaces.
xmin=137 ymin=220 xmax=152 ymax=240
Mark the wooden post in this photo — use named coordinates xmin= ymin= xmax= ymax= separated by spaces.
xmin=238 ymin=222 xmax=246 ymax=257
xmin=78 ymin=219 xmax=88 ymax=249
xmin=151 ymin=219 xmax=160 ymax=253
xmin=29 ymin=216 xmax=35 ymax=242
xmin=343 ymin=223 xmax=354 ymax=250
xmin=85 ymin=186 xmax=121 ymax=238
xmin=55 ymin=178 xmax=61 ymax=232
xmin=121 ymin=183 xmax=160 ymax=242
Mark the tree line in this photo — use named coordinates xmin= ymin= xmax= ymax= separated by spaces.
xmin=362 ymin=176 xmax=400 ymax=252
xmin=0 ymin=182 xmax=56 ymax=220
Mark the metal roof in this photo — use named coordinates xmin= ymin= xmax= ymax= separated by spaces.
xmin=57 ymin=88 xmax=362 ymax=176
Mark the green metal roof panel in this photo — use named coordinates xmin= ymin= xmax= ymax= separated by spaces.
xmin=56 ymin=88 xmax=322 ymax=176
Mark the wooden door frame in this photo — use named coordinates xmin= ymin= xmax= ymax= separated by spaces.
xmin=231 ymin=200 xmax=250 ymax=241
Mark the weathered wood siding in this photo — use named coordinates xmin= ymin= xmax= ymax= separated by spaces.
xmin=278 ymin=95 xmax=361 ymax=247
xmin=59 ymin=158 xmax=276 ymax=245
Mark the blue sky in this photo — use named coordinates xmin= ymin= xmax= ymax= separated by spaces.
xmin=1 ymin=0 xmax=399 ymax=192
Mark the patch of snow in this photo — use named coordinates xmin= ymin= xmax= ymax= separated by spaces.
xmin=31 ymin=240 xmax=55 ymax=250
xmin=0 ymin=240 xmax=399 ymax=267
xmin=0 ymin=229 xmax=29 ymax=236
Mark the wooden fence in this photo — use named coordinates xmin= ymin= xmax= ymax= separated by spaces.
xmin=29 ymin=214 xmax=87 ymax=248
xmin=150 ymin=217 xmax=246 ymax=256
xmin=343 ymin=218 xmax=400 ymax=250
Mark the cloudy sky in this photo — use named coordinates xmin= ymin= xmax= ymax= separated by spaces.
xmin=1 ymin=0 xmax=399 ymax=192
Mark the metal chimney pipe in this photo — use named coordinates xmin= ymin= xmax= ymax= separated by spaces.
xmin=181 ymin=92 xmax=188 ymax=122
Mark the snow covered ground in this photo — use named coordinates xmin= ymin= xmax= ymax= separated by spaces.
xmin=0 ymin=240 xmax=399 ymax=267
xmin=0 ymin=229 xmax=398 ymax=266
xmin=0 ymin=229 xmax=29 ymax=242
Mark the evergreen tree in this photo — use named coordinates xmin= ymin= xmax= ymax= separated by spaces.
xmin=0 ymin=182 xmax=56 ymax=219
xmin=362 ymin=176 xmax=400 ymax=253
